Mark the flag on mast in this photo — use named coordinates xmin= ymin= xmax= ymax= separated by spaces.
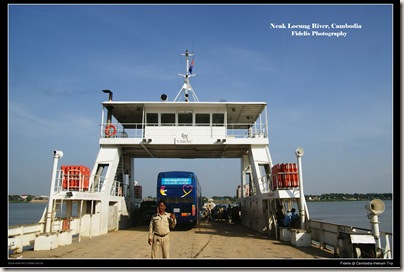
xmin=188 ymin=58 xmax=194 ymax=74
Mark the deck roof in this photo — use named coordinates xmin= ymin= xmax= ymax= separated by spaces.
xmin=102 ymin=101 xmax=267 ymax=129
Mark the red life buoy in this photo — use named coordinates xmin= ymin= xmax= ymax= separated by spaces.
xmin=105 ymin=124 xmax=117 ymax=137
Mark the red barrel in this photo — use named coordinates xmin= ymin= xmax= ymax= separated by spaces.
xmin=83 ymin=166 xmax=90 ymax=190
xmin=61 ymin=165 xmax=68 ymax=189
xmin=292 ymin=163 xmax=298 ymax=187
xmin=285 ymin=163 xmax=290 ymax=187
xmin=62 ymin=218 xmax=70 ymax=231
xmin=272 ymin=164 xmax=281 ymax=189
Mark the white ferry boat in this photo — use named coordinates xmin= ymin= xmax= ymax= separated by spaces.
xmin=8 ymin=50 xmax=392 ymax=260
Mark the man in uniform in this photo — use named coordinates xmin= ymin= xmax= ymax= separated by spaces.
xmin=148 ymin=200 xmax=177 ymax=258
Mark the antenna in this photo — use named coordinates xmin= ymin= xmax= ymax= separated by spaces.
xmin=174 ymin=49 xmax=199 ymax=102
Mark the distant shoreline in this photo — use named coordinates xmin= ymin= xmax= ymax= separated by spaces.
xmin=9 ymin=200 xmax=48 ymax=203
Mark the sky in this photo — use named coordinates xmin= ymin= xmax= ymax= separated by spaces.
xmin=8 ymin=4 xmax=396 ymax=199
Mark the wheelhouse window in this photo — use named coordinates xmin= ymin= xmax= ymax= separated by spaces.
xmin=178 ymin=113 xmax=193 ymax=126
xmin=146 ymin=113 xmax=158 ymax=126
xmin=161 ymin=113 xmax=175 ymax=126
xmin=195 ymin=113 xmax=210 ymax=126
xmin=212 ymin=113 xmax=224 ymax=126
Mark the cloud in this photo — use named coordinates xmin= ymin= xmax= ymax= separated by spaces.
xmin=9 ymin=100 xmax=98 ymax=139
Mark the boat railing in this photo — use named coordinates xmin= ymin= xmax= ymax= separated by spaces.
xmin=242 ymin=183 xmax=253 ymax=197
xmin=8 ymin=223 xmax=44 ymax=254
xmin=54 ymin=171 xmax=130 ymax=197
xmin=55 ymin=173 xmax=100 ymax=193
xmin=257 ymin=173 xmax=270 ymax=194
xmin=54 ymin=169 xmax=93 ymax=193
xmin=89 ymin=174 xmax=104 ymax=193
xmin=110 ymin=180 xmax=130 ymax=197
xmin=249 ymin=172 xmax=282 ymax=196
xmin=101 ymin=122 xmax=268 ymax=139
xmin=10 ymin=179 xmax=131 ymax=254
xmin=53 ymin=170 xmax=103 ymax=193
xmin=227 ymin=124 xmax=268 ymax=138
xmin=253 ymin=172 xmax=301 ymax=195
xmin=269 ymin=172 xmax=300 ymax=191
xmin=233 ymin=165 xmax=302 ymax=198
xmin=308 ymin=219 xmax=393 ymax=259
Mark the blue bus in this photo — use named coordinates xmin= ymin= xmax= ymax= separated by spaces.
xmin=156 ymin=171 xmax=202 ymax=227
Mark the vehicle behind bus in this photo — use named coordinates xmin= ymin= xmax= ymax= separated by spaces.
xmin=156 ymin=171 xmax=202 ymax=227
xmin=139 ymin=200 xmax=157 ymax=225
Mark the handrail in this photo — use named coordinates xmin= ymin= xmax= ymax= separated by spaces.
xmin=308 ymin=219 xmax=393 ymax=259
xmin=100 ymin=122 xmax=268 ymax=139
xmin=54 ymin=171 xmax=128 ymax=197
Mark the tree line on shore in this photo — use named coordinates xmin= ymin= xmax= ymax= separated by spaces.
xmin=9 ymin=195 xmax=48 ymax=203
xmin=305 ymin=193 xmax=392 ymax=201
xmin=205 ymin=193 xmax=392 ymax=203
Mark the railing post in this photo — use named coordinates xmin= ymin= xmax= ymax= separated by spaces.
xmin=45 ymin=150 xmax=63 ymax=233
xmin=295 ymin=147 xmax=306 ymax=230
xmin=384 ymin=233 xmax=391 ymax=259
xmin=16 ymin=226 xmax=23 ymax=253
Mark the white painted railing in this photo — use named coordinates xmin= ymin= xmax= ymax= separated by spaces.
xmin=100 ymin=122 xmax=268 ymax=139
xmin=8 ymin=218 xmax=82 ymax=254
xmin=8 ymin=174 xmax=129 ymax=254
xmin=308 ymin=219 xmax=393 ymax=259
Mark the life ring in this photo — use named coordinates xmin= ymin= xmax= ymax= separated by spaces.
xmin=105 ymin=124 xmax=117 ymax=137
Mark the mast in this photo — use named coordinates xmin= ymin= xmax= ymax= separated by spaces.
xmin=174 ymin=49 xmax=199 ymax=102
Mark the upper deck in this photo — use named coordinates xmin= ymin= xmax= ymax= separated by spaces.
xmin=99 ymin=100 xmax=268 ymax=159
